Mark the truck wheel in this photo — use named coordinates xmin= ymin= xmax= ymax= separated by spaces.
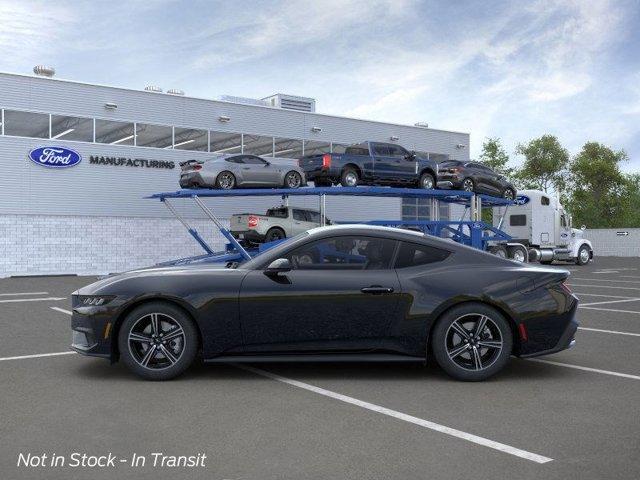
xmin=540 ymin=260 xmax=554 ymax=265
xmin=488 ymin=245 xmax=508 ymax=258
xmin=462 ymin=178 xmax=475 ymax=192
xmin=216 ymin=171 xmax=236 ymax=190
xmin=507 ymin=245 xmax=527 ymax=262
xmin=575 ymin=245 xmax=591 ymax=265
xmin=340 ymin=168 xmax=359 ymax=187
xmin=418 ymin=172 xmax=436 ymax=189
xmin=265 ymin=228 xmax=286 ymax=243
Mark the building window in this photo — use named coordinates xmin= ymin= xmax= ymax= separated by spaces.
xmin=135 ymin=123 xmax=173 ymax=148
xmin=173 ymin=127 xmax=208 ymax=151
xmin=51 ymin=114 xmax=93 ymax=142
xmin=243 ymin=134 xmax=274 ymax=156
xmin=3 ymin=110 xmax=49 ymax=138
xmin=303 ymin=140 xmax=331 ymax=156
xmin=95 ymin=119 xmax=135 ymax=145
xmin=209 ymin=131 xmax=242 ymax=154
xmin=273 ymin=137 xmax=303 ymax=158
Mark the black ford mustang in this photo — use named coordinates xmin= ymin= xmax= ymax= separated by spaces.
xmin=71 ymin=225 xmax=578 ymax=381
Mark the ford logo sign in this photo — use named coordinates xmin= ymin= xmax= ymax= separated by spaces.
xmin=28 ymin=146 xmax=82 ymax=168
xmin=514 ymin=195 xmax=530 ymax=205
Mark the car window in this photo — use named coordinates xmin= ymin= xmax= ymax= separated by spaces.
xmin=372 ymin=144 xmax=390 ymax=156
xmin=243 ymin=155 xmax=268 ymax=165
xmin=307 ymin=211 xmax=321 ymax=223
xmin=266 ymin=207 xmax=288 ymax=218
xmin=394 ymin=242 xmax=450 ymax=268
xmin=344 ymin=143 xmax=370 ymax=156
xmin=541 ymin=196 xmax=550 ymax=206
xmin=285 ymin=236 xmax=398 ymax=270
xmin=225 ymin=156 xmax=244 ymax=164
xmin=292 ymin=209 xmax=309 ymax=221
xmin=387 ymin=145 xmax=408 ymax=158
xmin=466 ymin=162 xmax=481 ymax=169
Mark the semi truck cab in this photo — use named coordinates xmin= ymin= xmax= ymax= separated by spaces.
xmin=493 ymin=189 xmax=593 ymax=265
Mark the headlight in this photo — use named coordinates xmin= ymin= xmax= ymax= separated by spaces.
xmin=79 ymin=295 xmax=115 ymax=306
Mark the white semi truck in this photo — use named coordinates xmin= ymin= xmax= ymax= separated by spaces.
xmin=492 ymin=189 xmax=593 ymax=265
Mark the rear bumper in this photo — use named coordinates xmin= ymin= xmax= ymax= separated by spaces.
xmin=230 ymin=230 xmax=266 ymax=244
xmin=179 ymin=172 xmax=208 ymax=188
xmin=518 ymin=299 xmax=579 ymax=358
xmin=437 ymin=175 xmax=464 ymax=188
xmin=303 ymin=166 xmax=340 ymax=182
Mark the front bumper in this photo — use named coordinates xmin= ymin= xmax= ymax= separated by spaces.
xmin=437 ymin=174 xmax=464 ymax=188
xmin=70 ymin=299 xmax=120 ymax=360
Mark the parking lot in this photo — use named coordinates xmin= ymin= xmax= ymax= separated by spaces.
xmin=1 ymin=257 xmax=639 ymax=480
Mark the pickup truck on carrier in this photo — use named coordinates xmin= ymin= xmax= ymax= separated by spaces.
xmin=298 ymin=141 xmax=441 ymax=189
xmin=230 ymin=206 xmax=331 ymax=245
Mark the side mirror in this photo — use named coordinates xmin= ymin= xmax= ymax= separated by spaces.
xmin=264 ymin=258 xmax=291 ymax=275
xmin=264 ymin=161 xmax=271 ymax=167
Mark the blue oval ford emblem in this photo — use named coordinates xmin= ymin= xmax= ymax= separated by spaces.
xmin=28 ymin=146 xmax=82 ymax=168
xmin=514 ymin=195 xmax=530 ymax=205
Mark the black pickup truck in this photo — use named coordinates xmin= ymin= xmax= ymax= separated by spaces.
xmin=298 ymin=141 xmax=442 ymax=189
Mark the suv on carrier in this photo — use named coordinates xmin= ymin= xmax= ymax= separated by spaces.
xmin=438 ymin=160 xmax=517 ymax=199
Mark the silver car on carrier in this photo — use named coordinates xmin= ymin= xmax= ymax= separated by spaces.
xmin=179 ymin=154 xmax=306 ymax=189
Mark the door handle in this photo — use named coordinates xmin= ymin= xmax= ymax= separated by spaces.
xmin=361 ymin=286 xmax=394 ymax=294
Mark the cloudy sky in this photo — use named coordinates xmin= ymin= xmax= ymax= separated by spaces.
xmin=1 ymin=0 xmax=639 ymax=170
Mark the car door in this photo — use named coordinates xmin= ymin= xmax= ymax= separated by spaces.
xmin=290 ymin=209 xmax=314 ymax=235
xmin=465 ymin=163 xmax=487 ymax=193
xmin=241 ymin=155 xmax=280 ymax=185
xmin=479 ymin=164 xmax=502 ymax=195
xmin=370 ymin=143 xmax=395 ymax=181
xmin=387 ymin=144 xmax=417 ymax=183
xmin=238 ymin=235 xmax=402 ymax=353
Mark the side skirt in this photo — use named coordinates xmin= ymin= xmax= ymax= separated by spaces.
xmin=204 ymin=353 xmax=426 ymax=364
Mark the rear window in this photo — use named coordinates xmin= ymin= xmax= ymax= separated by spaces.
xmin=266 ymin=207 xmax=288 ymax=218
xmin=345 ymin=144 xmax=370 ymax=156
xmin=510 ymin=214 xmax=527 ymax=226
xmin=395 ymin=242 xmax=450 ymax=268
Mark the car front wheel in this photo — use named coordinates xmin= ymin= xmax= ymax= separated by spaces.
xmin=432 ymin=303 xmax=513 ymax=381
xmin=118 ymin=302 xmax=198 ymax=381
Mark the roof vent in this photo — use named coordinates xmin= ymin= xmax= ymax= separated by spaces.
xmin=219 ymin=95 xmax=270 ymax=107
xmin=262 ymin=94 xmax=316 ymax=112
xmin=167 ymin=89 xmax=185 ymax=96
xmin=33 ymin=65 xmax=55 ymax=77
xmin=414 ymin=122 xmax=429 ymax=128
xmin=144 ymin=85 xmax=163 ymax=93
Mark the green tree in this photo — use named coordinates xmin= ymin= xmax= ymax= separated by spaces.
xmin=479 ymin=137 xmax=513 ymax=177
xmin=514 ymin=135 xmax=569 ymax=193
xmin=566 ymin=142 xmax=629 ymax=228
xmin=622 ymin=174 xmax=640 ymax=227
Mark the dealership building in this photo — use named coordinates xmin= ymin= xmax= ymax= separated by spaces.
xmin=0 ymin=69 xmax=471 ymax=276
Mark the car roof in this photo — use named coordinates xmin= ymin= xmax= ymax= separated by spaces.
xmin=307 ymin=224 xmax=425 ymax=238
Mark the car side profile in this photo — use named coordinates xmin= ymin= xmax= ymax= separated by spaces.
xmin=438 ymin=160 xmax=517 ymax=199
xmin=179 ymin=154 xmax=306 ymax=189
xmin=71 ymin=225 xmax=578 ymax=382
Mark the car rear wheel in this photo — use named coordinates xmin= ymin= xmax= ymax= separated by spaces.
xmin=418 ymin=172 xmax=436 ymax=189
xmin=432 ymin=303 xmax=512 ymax=381
xmin=340 ymin=168 xmax=359 ymax=187
xmin=462 ymin=178 xmax=475 ymax=192
xmin=576 ymin=245 xmax=591 ymax=265
xmin=265 ymin=227 xmax=286 ymax=243
xmin=284 ymin=171 xmax=303 ymax=189
xmin=216 ymin=171 xmax=236 ymax=190
xmin=118 ymin=302 xmax=198 ymax=381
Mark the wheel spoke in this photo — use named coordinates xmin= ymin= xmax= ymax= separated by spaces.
xmin=450 ymin=321 xmax=471 ymax=340
xmin=162 ymin=327 xmax=184 ymax=342
xmin=448 ymin=343 xmax=469 ymax=359
xmin=478 ymin=340 xmax=502 ymax=349
xmin=150 ymin=313 xmax=159 ymax=335
xmin=474 ymin=315 xmax=488 ymax=337
xmin=140 ymin=345 xmax=158 ymax=367
xmin=129 ymin=332 xmax=151 ymax=343
xmin=471 ymin=346 xmax=483 ymax=370
xmin=159 ymin=344 xmax=179 ymax=365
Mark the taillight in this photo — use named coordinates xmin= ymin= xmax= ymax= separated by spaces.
xmin=322 ymin=154 xmax=331 ymax=168
xmin=193 ymin=164 xmax=202 ymax=171
xmin=518 ymin=323 xmax=528 ymax=342
xmin=248 ymin=215 xmax=259 ymax=228
xmin=560 ymin=281 xmax=572 ymax=295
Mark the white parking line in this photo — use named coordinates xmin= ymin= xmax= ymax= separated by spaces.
xmin=619 ymin=275 xmax=640 ymax=279
xmin=236 ymin=364 xmax=553 ymax=464
xmin=579 ymin=306 xmax=640 ymax=315
xmin=578 ymin=327 xmax=640 ymax=337
xmin=569 ymin=284 xmax=640 ymax=291
xmin=0 ymin=291 xmax=49 ymax=296
xmin=0 ymin=297 xmax=66 ymax=304
xmin=50 ymin=307 xmax=72 ymax=315
xmin=526 ymin=359 xmax=640 ymax=381
xmin=580 ymin=298 xmax=640 ymax=307
xmin=571 ymin=278 xmax=640 ymax=284
xmin=573 ymin=293 xmax=637 ymax=299
xmin=0 ymin=351 xmax=76 ymax=362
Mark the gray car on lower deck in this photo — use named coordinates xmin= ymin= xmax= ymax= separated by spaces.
xmin=179 ymin=154 xmax=307 ymax=189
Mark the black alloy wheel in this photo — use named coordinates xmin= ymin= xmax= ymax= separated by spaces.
xmin=216 ymin=171 xmax=236 ymax=190
xmin=285 ymin=171 xmax=303 ymax=189
xmin=462 ymin=178 xmax=475 ymax=192
xmin=265 ymin=228 xmax=286 ymax=242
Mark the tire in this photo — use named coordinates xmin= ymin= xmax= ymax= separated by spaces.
xmin=340 ymin=167 xmax=359 ymax=187
xmin=462 ymin=178 xmax=475 ymax=192
xmin=118 ymin=302 xmax=198 ymax=381
xmin=215 ymin=171 xmax=236 ymax=190
xmin=284 ymin=171 xmax=303 ymax=189
xmin=431 ymin=303 xmax=513 ymax=381
xmin=502 ymin=188 xmax=516 ymax=200
xmin=418 ymin=172 xmax=436 ymax=189
xmin=507 ymin=245 xmax=527 ymax=263
xmin=575 ymin=245 xmax=591 ymax=265
xmin=265 ymin=227 xmax=286 ymax=242
xmin=488 ymin=245 xmax=508 ymax=259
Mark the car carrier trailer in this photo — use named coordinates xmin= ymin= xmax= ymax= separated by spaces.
xmin=147 ymin=186 xmax=528 ymax=266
